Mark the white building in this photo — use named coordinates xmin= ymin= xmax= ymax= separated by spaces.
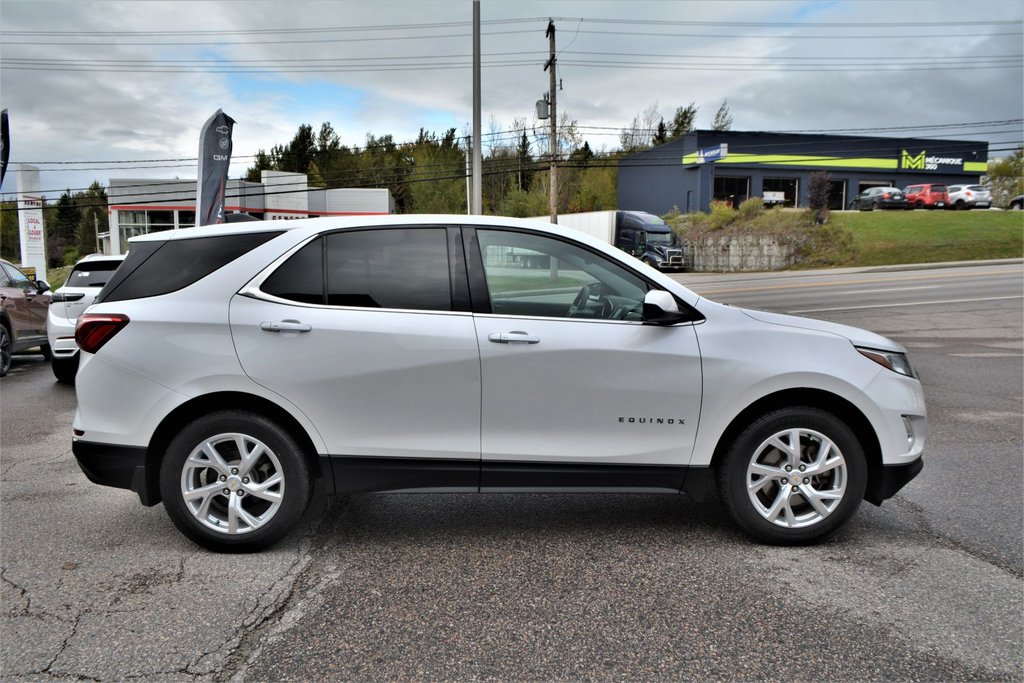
xmin=104 ymin=171 xmax=394 ymax=254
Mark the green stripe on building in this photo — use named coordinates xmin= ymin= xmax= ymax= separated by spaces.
xmin=963 ymin=161 xmax=987 ymax=173
xmin=682 ymin=153 xmax=898 ymax=169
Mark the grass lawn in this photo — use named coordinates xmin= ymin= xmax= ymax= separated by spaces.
xmin=832 ymin=210 xmax=1023 ymax=266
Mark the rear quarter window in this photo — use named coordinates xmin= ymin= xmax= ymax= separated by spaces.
xmin=96 ymin=231 xmax=283 ymax=303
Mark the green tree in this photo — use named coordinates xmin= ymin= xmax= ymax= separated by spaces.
xmin=75 ymin=182 xmax=107 ymax=254
xmin=986 ymin=148 xmax=1024 ymax=208
xmin=306 ymin=160 xmax=326 ymax=189
xmin=50 ymin=191 xmax=80 ymax=266
xmin=807 ymin=171 xmax=831 ymax=224
xmin=670 ymin=102 xmax=698 ymax=139
xmin=0 ymin=201 xmax=19 ymax=261
xmin=712 ymin=99 xmax=734 ymax=131
xmin=652 ymin=119 xmax=668 ymax=146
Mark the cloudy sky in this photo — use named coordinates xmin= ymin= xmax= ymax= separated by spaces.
xmin=1 ymin=0 xmax=1021 ymax=198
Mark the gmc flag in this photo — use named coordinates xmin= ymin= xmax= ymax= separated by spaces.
xmin=196 ymin=109 xmax=235 ymax=226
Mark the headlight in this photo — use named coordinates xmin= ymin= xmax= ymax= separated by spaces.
xmin=857 ymin=347 xmax=915 ymax=378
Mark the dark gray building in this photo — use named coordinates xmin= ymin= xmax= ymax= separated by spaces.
xmin=618 ymin=129 xmax=989 ymax=214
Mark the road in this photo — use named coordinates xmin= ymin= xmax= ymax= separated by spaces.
xmin=1 ymin=261 xmax=1021 ymax=681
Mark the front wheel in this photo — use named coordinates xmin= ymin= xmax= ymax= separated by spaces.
xmin=159 ymin=411 xmax=312 ymax=552
xmin=52 ymin=354 xmax=79 ymax=385
xmin=717 ymin=407 xmax=867 ymax=545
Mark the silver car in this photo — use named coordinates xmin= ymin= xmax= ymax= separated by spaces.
xmin=946 ymin=185 xmax=991 ymax=210
xmin=46 ymin=253 xmax=125 ymax=384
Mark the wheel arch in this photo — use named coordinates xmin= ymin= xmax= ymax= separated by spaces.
xmin=142 ymin=391 xmax=327 ymax=506
xmin=709 ymin=388 xmax=884 ymax=503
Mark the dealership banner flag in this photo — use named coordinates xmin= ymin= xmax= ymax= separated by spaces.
xmin=196 ymin=109 xmax=235 ymax=226
xmin=1 ymin=109 xmax=10 ymax=191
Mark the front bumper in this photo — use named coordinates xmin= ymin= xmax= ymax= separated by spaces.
xmin=866 ymin=457 xmax=924 ymax=505
xmin=72 ymin=440 xmax=159 ymax=506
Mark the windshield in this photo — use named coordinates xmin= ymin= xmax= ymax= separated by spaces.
xmin=644 ymin=231 xmax=674 ymax=245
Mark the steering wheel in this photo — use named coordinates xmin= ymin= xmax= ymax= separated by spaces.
xmin=568 ymin=283 xmax=614 ymax=319
xmin=567 ymin=285 xmax=591 ymax=318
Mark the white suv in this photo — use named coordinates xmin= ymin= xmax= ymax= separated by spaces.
xmin=72 ymin=216 xmax=926 ymax=552
xmin=47 ymin=253 xmax=126 ymax=384
xmin=946 ymin=184 xmax=992 ymax=210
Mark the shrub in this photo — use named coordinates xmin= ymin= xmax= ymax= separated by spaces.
xmin=737 ymin=197 xmax=765 ymax=221
xmin=708 ymin=202 xmax=737 ymax=230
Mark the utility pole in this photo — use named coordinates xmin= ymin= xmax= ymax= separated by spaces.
xmin=544 ymin=19 xmax=557 ymax=224
xmin=465 ymin=134 xmax=472 ymax=215
xmin=471 ymin=0 xmax=482 ymax=214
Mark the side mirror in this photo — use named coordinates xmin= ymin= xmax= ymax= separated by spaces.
xmin=35 ymin=280 xmax=50 ymax=294
xmin=642 ymin=290 xmax=689 ymax=326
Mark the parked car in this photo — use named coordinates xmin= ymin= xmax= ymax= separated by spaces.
xmin=1008 ymin=194 xmax=1023 ymax=210
xmin=0 ymin=259 xmax=52 ymax=377
xmin=946 ymin=185 xmax=992 ymax=210
xmin=851 ymin=187 xmax=909 ymax=211
xmin=72 ymin=216 xmax=926 ymax=552
xmin=903 ymin=184 xmax=949 ymax=210
xmin=47 ymin=253 xmax=126 ymax=384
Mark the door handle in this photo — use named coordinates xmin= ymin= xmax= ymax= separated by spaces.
xmin=259 ymin=320 xmax=312 ymax=333
xmin=488 ymin=331 xmax=540 ymax=344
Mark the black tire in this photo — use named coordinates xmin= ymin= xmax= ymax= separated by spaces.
xmin=955 ymin=200 xmax=966 ymax=210
xmin=871 ymin=201 xmax=880 ymax=211
xmin=716 ymin=406 xmax=867 ymax=545
xmin=52 ymin=354 xmax=79 ymax=385
xmin=915 ymin=201 xmax=924 ymax=210
xmin=0 ymin=324 xmax=11 ymax=378
xmin=40 ymin=343 xmax=52 ymax=361
xmin=159 ymin=410 xmax=312 ymax=552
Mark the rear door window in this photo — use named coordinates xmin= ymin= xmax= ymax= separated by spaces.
xmin=66 ymin=261 xmax=122 ymax=288
xmin=326 ymin=229 xmax=451 ymax=311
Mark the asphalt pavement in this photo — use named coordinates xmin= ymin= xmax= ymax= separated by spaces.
xmin=1 ymin=260 xmax=1021 ymax=681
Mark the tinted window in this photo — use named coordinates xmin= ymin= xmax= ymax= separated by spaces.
xmin=2 ymin=262 xmax=34 ymax=290
xmin=968 ymin=185 xmax=985 ymax=191
xmin=326 ymin=229 xmax=451 ymax=311
xmin=66 ymin=261 xmax=122 ymax=288
xmin=932 ymin=185 xmax=946 ymax=192
xmin=477 ymin=229 xmax=648 ymax=320
xmin=97 ymin=231 xmax=282 ymax=303
xmin=261 ymin=238 xmax=325 ymax=305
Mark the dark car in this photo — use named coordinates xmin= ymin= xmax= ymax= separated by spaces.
xmin=903 ymin=184 xmax=948 ymax=210
xmin=1 ymin=259 xmax=52 ymax=377
xmin=851 ymin=187 xmax=909 ymax=211
xmin=1010 ymin=195 xmax=1024 ymax=210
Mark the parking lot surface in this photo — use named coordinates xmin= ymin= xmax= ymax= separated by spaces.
xmin=1 ymin=261 xmax=1021 ymax=681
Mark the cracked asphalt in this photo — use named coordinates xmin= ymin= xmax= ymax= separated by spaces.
xmin=1 ymin=262 xmax=1021 ymax=681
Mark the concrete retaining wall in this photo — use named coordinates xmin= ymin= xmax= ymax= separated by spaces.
xmin=684 ymin=234 xmax=796 ymax=272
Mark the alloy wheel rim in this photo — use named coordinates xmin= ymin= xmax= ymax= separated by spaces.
xmin=746 ymin=428 xmax=847 ymax=529
xmin=180 ymin=432 xmax=285 ymax=535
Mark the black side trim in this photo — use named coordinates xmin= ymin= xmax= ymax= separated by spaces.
xmin=330 ymin=456 xmax=480 ymax=494
xmin=866 ymin=457 xmax=924 ymax=505
xmin=72 ymin=440 xmax=158 ymax=506
xmin=481 ymin=461 xmax=687 ymax=492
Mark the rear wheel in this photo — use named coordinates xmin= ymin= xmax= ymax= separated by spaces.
xmin=52 ymin=354 xmax=79 ymax=385
xmin=871 ymin=201 xmax=880 ymax=211
xmin=159 ymin=411 xmax=312 ymax=552
xmin=955 ymin=200 xmax=966 ymax=210
xmin=717 ymin=407 xmax=867 ymax=544
xmin=0 ymin=325 xmax=11 ymax=377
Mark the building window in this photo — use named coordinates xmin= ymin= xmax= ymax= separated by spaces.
xmin=713 ymin=176 xmax=750 ymax=208
xmin=763 ymin=178 xmax=799 ymax=208
xmin=178 ymin=211 xmax=196 ymax=229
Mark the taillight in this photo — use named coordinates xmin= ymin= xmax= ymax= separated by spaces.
xmin=882 ymin=192 xmax=891 ymax=199
xmin=75 ymin=314 xmax=130 ymax=354
xmin=965 ymin=191 xmax=973 ymax=197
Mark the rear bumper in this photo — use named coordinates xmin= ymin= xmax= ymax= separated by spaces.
xmin=72 ymin=439 xmax=159 ymax=506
